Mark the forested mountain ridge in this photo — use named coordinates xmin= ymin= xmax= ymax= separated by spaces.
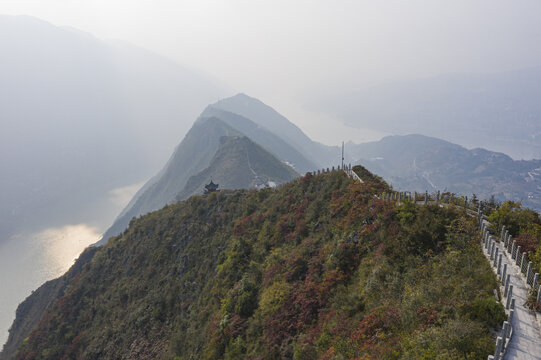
xmin=7 ymin=167 xmax=505 ymax=359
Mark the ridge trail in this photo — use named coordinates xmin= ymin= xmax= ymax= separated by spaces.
xmin=483 ymin=219 xmax=541 ymax=360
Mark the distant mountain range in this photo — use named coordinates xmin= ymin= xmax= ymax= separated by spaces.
xmin=99 ymin=93 xmax=344 ymax=245
xmin=100 ymin=94 xmax=541 ymax=246
xmin=348 ymin=134 xmax=541 ymax=211
xmin=0 ymin=15 xmax=225 ymax=244
xmin=212 ymin=94 xmax=341 ymax=166
xmin=99 ymin=110 xmax=304 ymax=245
xmin=200 ymin=106 xmax=318 ymax=173
xmin=317 ymin=68 xmax=541 ymax=160
xmin=175 ymin=135 xmax=298 ymax=201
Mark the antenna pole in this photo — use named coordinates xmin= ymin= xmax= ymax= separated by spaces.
xmin=341 ymin=141 xmax=344 ymax=169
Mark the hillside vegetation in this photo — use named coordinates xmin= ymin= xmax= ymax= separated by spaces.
xmin=14 ymin=167 xmax=503 ymax=359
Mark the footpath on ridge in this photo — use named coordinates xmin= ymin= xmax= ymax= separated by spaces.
xmin=338 ymin=166 xmax=541 ymax=360
xmin=481 ymin=218 xmax=541 ymax=360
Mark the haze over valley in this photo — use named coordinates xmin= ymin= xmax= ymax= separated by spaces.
xmin=1 ymin=2 xmax=541 ymax=358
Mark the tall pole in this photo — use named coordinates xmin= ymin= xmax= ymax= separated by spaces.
xmin=341 ymin=141 xmax=344 ymax=169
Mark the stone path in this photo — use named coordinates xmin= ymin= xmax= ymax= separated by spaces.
xmin=344 ymin=168 xmax=363 ymax=183
xmin=483 ymin=219 xmax=541 ymax=360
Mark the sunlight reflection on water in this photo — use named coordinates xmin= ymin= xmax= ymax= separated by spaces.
xmin=0 ymin=181 xmax=143 ymax=349
xmin=0 ymin=224 xmax=101 ymax=347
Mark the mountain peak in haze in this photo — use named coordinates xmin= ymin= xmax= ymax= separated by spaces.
xmin=212 ymin=94 xmax=341 ymax=166
xmin=175 ymin=135 xmax=298 ymax=201
xmin=98 ymin=105 xmax=308 ymax=245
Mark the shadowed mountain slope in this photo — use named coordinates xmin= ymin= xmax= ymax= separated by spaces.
xmin=98 ymin=117 xmax=242 ymax=245
xmin=175 ymin=136 xmax=298 ymax=201
xmin=200 ymin=106 xmax=318 ymax=173
xmin=212 ymin=93 xmax=341 ymax=166
xmin=99 ymin=110 xmax=304 ymax=245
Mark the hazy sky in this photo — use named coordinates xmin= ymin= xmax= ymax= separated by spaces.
xmin=2 ymin=0 xmax=541 ymax=142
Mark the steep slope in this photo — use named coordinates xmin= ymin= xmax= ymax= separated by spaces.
xmin=99 ymin=111 xmax=305 ymax=245
xmin=318 ymin=68 xmax=541 ymax=159
xmin=200 ymin=106 xmax=318 ymax=173
xmin=98 ymin=117 xmax=242 ymax=244
xmin=175 ymin=136 xmax=299 ymax=201
xmin=349 ymin=134 xmax=541 ymax=210
xmin=10 ymin=169 xmax=503 ymax=360
xmin=212 ymin=93 xmax=340 ymax=166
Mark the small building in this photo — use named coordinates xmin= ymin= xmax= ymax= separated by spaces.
xmin=204 ymin=180 xmax=219 ymax=194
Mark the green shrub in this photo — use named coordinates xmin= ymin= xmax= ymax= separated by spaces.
xmin=469 ymin=297 xmax=506 ymax=328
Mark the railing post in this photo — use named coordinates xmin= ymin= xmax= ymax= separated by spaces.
xmin=501 ymin=264 xmax=507 ymax=286
xmin=502 ymin=321 xmax=510 ymax=348
xmin=497 ymin=254 xmax=502 ymax=276
xmin=506 ymin=286 xmax=513 ymax=309
xmin=527 ymin=262 xmax=533 ymax=286
xmin=504 ymin=276 xmax=511 ymax=297
xmin=520 ymin=252 xmax=528 ymax=273
xmin=494 ymin=336 xmax=503 ymax=360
